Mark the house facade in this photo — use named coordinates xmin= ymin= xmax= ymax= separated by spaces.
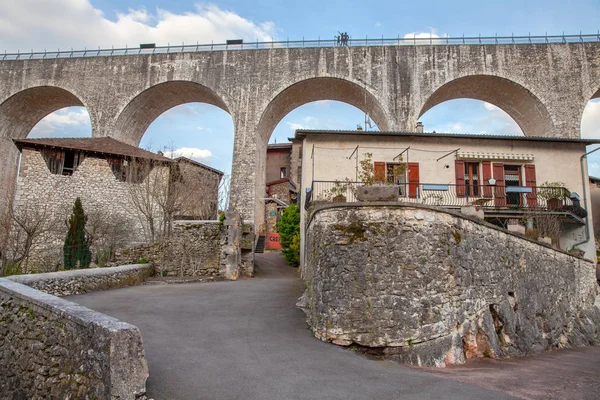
xmin=297 ymin=129 xmax=599 ymax=261
xmin=6 ymin=137 xmax=222 ymax=272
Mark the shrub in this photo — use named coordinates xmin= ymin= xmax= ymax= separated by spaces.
xmin=63 ymin=198 xmax=92 ymax=270
xmin=278 ymin=204 xmax=300 ymax=266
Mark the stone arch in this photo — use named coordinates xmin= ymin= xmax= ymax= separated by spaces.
xmin=112 ymin=81 xmax=230 ymax=146
xmin=0 ymin=86 xmax=91 ymax=214
xmin=418 ymin=75 xmax=554 ymax=137
xmin=257 ymin=77 xmax=390 ymax=142
xmin=0 ymin=86 xmax=88 ymax=140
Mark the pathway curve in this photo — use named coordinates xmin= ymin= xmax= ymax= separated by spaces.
xmin=70 ymin=253 xmax=519 ymax=399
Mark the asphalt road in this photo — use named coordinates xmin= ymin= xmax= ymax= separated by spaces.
xmin=70 ymin=253 xmax=518 ymax=400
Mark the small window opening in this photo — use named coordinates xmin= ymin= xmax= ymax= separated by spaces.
xmin=280 ymin=167 xmax=287 ymax=178
xmin=62 ymin=151 xmax=75 ymax=176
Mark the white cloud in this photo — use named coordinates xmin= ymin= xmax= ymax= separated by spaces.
xmin=165 ymin=147 xmax=212 ymax=162
xmin=581 ymin=99 xmax=600 ymax=139
xmin=374 ymin=22 xmax=382 ymax=28
xmin=0 ymin=1 xmax=277 ymax=52
xmin=403 ymin=32 xmax=441 ymax=39
xmin=29 ymin=107 xmax=91 ymax=138
xmin=285 ymin=122 xmax=305 ymax=132
xmin=483 ymin=102 xmax=498 ymax=111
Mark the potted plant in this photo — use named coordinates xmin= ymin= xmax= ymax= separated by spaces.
xmin=355 ymin=153 xmax=406 ymax=201
xmin=538 ymin=181 xmax=570 ymax=210
xmin=329 ymin=180 xmax=349 ymax=203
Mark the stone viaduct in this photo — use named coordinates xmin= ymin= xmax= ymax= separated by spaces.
xmin=1 ymin=41 xmax=600 ymax=227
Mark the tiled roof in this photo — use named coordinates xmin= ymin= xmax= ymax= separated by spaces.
xmin=294 ymin=129 xmax=600 ymax=144
xmin=267 ymin=143 xmax=292 ymax=150
xmin=175 ymin=157 xmax=224 ymax=176
xmin=13 ymin=137 xmax=171 ymax=162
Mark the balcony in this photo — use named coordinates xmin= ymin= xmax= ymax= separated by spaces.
xmin=306 ymin=181 xmax=586 ymax=223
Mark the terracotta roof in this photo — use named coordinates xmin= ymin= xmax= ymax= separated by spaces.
xmin=174 ymin=157 xmax=224 ymax=176
xmin=267 ymin=143 xmax=292 ymax=150
xmin=13 ymin=137 xmax=171 ymax=162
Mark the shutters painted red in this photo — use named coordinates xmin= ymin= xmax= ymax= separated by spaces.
xmin=482 ymin=161 xmax=492 ymax=198
xmin=455 ymin=160 xmax=466 ymax=197
xmin=408 ymin=162 xmax=420 ymax=198
xmin=525 ymin=164 xmax=537 ymax=208
xmin=374 ymin=162 xmax=386 ymax=184
xmin=493 ymin=163 xmax=505 ymax=207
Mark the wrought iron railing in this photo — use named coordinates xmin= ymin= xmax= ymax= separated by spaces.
xmin=307 ymin=181 xmax=577 ymax=212
xmin=2 ymin=33 xmax=600 ymax=61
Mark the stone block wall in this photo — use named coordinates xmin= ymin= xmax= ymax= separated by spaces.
xmin=158 ymin=221 xmax=225 ymax=277
xmin=301 ymin=203 xmax=600 ymax=367
xmin=0 ymin=278 xmax=148 ymax=399
xmin=7 ymin=263 xmax=154 ymax=297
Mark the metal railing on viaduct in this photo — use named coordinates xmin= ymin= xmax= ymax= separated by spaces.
xmin=2 ymin=32 xmax=600 ymax=61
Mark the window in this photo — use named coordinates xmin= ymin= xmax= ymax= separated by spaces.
xmin=464 ymin=162 xmax=479 ymax=197
xmin=280 ymin=167 xmax=287 ymax=178
xmin=504 ymin=165 xmax=522 ymax=205
xmin=386 ymin=163 xmax=407 ymax=196
xmin=62 ymin=151 xmax=75 ymax=175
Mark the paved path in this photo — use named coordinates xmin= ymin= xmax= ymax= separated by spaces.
xmin=69 ymin=253 xmax=574 ymax=400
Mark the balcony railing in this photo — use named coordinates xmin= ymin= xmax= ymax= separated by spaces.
xmin=307 ymin=181 xmax=579 ymax=213
xmin=2 ymin=33 xmax=599 ymax=61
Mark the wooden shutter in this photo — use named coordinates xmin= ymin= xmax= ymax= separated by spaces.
xmin=408 ymin=162 xmax=420 ymax=198
xmin=493 ymin=163 xmax=505 ymax=207
xmin=482 ymin=161 xmax=492 ymax=198
xmin=455 ymin=160 xmax=465 ymax=197
xmin=524 ymin=164 xmax=537 ymax=208
xmin=374 ymin=162 xmax=386 ymax=184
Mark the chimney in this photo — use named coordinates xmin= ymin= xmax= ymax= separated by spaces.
xmin=415 ymin=122 xmax=424 ymax=133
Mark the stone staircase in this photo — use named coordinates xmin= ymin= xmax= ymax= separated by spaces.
xmin=255 ymin=235 xmax=266 ymax=253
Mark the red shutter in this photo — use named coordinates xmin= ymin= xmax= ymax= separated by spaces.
xmin=408 ymin=162 xmax=420 ymax=198
xmin=493 ymin=163 xmax=505 ymax=207
xmin=482 ymin=161 xmax=492 ymax=198
xmin=525 ymin=164 xmax=537 ymax=208
xmin=374 ymin=162 xmax=386 ymax=184
xmin=455 ymin=160 xmax=465 ymax=197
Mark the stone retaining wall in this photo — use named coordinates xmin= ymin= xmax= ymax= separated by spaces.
xmin=301 ymin=203 xmax=600 ymax=367
xmin=7 ymin=263 xmax=155 ymax=297
xmin=0 ymin=278 xmax=148 ymax=399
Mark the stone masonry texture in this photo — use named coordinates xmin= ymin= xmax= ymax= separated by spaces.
xmin=1 ymin=42 xmax=599 ymax=227
xmin=301 ymin=203 xmax=600 ymax=367
xmin=7 ymin=263 xmax=155 ymax=297
xmin=0 ymin=278 xmax=148 ymax=399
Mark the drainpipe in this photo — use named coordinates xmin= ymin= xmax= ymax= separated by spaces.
xmin=571 ymin=146 xmax=600 ymax=249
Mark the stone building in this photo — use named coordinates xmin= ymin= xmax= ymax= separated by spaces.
xmin=172 ymin=156 xmax=223 ymax=220
xmin=297 ymin=128 xmax=600 ymax=260
xmin=6 ymin=137 xmax=222 ymax=271
xmin=263 ymin=142 xmax=301 ymax=233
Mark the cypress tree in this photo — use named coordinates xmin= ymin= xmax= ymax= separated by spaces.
xmin=63 ymin=197 xmax=91 ymax=270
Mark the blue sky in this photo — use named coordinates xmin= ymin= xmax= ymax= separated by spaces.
xmin=2 ymin=0 xmax=599 ymax=177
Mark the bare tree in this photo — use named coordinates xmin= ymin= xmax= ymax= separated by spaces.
xmin=85 ymin=206 xmax=135 ymax=266
xmin=218 ymin=173 xmax=231 ymax=213
xmin=3 ymin=200 xmax=61 ymax=275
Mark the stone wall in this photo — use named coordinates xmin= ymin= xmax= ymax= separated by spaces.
xmin=106 ymin=214 xmax=251 ymax=279
xmin=6 ymin=263 xmax=154 ymax=297
xmin=158 ymin=221 xmax=225 ymax=277
xmin=0 ymin=278 xmax=148 ymax=399
xmin=301 ymin=203 xmax=600 ymax=367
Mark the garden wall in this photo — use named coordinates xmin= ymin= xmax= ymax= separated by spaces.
xmin=301 ymin=203 xmax=600 ymax=367
xmin=0 ymin=278 xmax=148 ymax=399
xmin=7 ymin=263 xmax=154 ymax=297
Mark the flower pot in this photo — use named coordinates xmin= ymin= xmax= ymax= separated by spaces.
xmin=356 ymin=185 xmax=399 ymax=202
xmin=547 ymin=198 xmax=563 ymax=210
xmin=332 ymin=195 xmax=346 ymax=203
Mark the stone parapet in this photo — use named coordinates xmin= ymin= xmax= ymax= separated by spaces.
xmin=0 ymin=278 xmax=148 ymax=399
xmin=301 ymin=203 xmax=600 ymax=367
xmin=7 ymin=263 xmax=154 ymax=297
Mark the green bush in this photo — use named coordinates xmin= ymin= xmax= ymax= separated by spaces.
xmin=278 ymin=204 xmax=300 ymax=266
xmin=63 ymin=198 xmax=91 ymax=270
